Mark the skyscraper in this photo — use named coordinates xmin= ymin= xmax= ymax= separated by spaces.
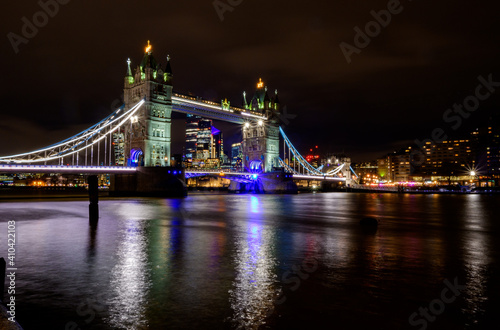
xmin=184 ymin=116 xmax=225 ymax=168
xmin=196 ymin=119 xmax=212 ymax=160
xmin=231 ymin=142 xmax=243 ymax=170
xmin=184 ymin=114 xmax=200 ymax=166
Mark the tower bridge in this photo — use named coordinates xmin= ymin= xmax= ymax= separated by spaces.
xmin=0 ymin=41 xmax=352 ymax=195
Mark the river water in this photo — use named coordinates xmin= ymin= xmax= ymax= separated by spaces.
xmin=1 ymin=192 xmax=499 ymax=330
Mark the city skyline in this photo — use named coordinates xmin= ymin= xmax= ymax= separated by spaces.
xmin=2 ymin=2 xmax=500 ymax=329
xmin=1 ymin=0 xmax=500 ymax=162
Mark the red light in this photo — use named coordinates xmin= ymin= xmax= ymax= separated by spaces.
xmin=315 ymin=146 xmax=318 ymax=149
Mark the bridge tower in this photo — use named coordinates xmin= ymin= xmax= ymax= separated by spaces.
xmin=241 ymin=79 xmax=280 ymax=172
xmin=123 ymin=41 xmax=173 ymax=167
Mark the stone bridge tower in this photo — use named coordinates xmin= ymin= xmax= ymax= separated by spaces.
xmin=123 ymin=41 xmax=173 ymax=167
xmin=241 ymin=79 xmax=280 ymax=172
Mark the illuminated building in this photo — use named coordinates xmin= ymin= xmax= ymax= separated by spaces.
xmin=210 ymin=126 xmax=225 ymax=164
xmin=305 ymin=146 xmax=320 ymax=168
xmin=123 ymin=41 xmax=173 ymax=167
xmin=353 ymin=161 xmax=379 ymax=183
xmin=473 ymin=119 xmax=500 ymax=186
xmin=377 ymin=157 xmax=389 ymax=180
xmin=184 ymin=116 xmax=225 ymax=169
xmin=185 ymin=114 xmax=200 ymax=164
xmin=231 ymin=143 xmax=243 ymax=170
xmin=388 ymin=148 xmax=412 ymax=182
xmin=241 ymin=79 xmax=280 ymax=172
xmin=196 ymin=119 xmax=212 ymax=159
xmin=418 ymin=139 xmax=475 ymax=181
xmin=486 ymin=125 xmax=500 ymax=184
xmin=113 ymin=133 xmax=125 ymax=166
xmin=0 ymin=174 xmax=13 ymax=185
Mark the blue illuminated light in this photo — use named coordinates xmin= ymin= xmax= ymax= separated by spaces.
xmin=249 ymin=160 xmax=262 ymax=172
xmin=250 ymin=223 xmax=259 ymax=235
xmin=129 ymin=148 xmax=143 ymax=167
xmin=250 ymin=196 xmax=259 ymax=213
xmin=252 ymin=174 xmax=258 ymax=179
xmin=211 ymin=126 xmax=221 ymax=135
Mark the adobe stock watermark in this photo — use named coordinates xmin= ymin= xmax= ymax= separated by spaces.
xmin=409 ymin=277 xmax=465 ymax=330
xmin=276 ymin=256 xmax=318 ymax=303
xmin=65 ymin=292 xmax=107 ymax=330
xmin=7 ymin=0 xmax=71 ymax=54
xmin=410 ymin=74 xmax=499 ymax=166
xmin=263 ymin=255 xmax=319 ymax=318
xmin=213 ymin=0 xmax=243 ymax=22
xmin=340 ymin=0 xmax=413 ymax=64
xmin=272 ymin=106 xmax=297 ymax=126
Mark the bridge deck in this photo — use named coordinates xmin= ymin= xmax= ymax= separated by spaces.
xmin=172 ymin=94 xmax=266 ymax=124
xmin=0 ymin=165 xmax=137 ymax=174
xmin=0 ymin=165 xmax=346 ymax=181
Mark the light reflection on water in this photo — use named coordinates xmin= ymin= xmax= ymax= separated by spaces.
xmin=461 ymin=195 xmax=490 ymax=327
xmin=106 ymin=203 xmax=152 ymax=329
xmin=229 ymin=196 xmax=280 ymax=329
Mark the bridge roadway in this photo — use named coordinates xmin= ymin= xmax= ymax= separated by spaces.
xmin=171 ymin=93 xmax=266 ymax=124
xmin=0 ymin=165 xmax=346 ymax=181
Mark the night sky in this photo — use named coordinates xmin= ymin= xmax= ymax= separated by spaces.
xmin=1 ymin=0 xmax=500 ymax=162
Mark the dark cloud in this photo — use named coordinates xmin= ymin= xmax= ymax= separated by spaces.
xmin=1 ymin=0 xmax=499 ymax=161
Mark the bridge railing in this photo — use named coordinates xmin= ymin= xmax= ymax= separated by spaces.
xmin=350 ymin=184 xmax=399 ymax=192
xmin=0 ymin=164 xmax=137 ymax=174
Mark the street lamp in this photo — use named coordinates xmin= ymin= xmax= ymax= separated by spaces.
xmin=470 ymin=170 xmax=476 ymax=187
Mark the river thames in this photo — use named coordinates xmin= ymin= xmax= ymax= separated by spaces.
xmin=1 ymin=192 xmax=499 ymax=329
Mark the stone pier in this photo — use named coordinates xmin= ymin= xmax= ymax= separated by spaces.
xmin=110 ymin=167 xmax=187 ymax=197
xmin=228 ymin=171 xmax=298 ymax=194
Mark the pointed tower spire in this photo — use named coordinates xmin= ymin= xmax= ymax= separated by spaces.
xmin=140 ymin=40 xmax=158 ymax=72
xmin=264 ymin=89 xmax=270 ymax=102
xmin=274 ymin=89 xmax=280 ymax=104
xmin=126 ymin=58 xmax=132 ymax=77
xmin=264 ymin=86 xmax=270 ymax=110
xmin=242 ymin=91 xmax=248 ymax=108
xmin=165 ymin=55 xmax=172 ymax=75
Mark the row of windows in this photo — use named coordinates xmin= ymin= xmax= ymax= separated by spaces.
xmin=153 ymin=85 xmax=169 ymax=94
xmin=132 ymin=89 xmax=142 ymax=98
xmin=152 ymin=145 xmax=165 ymax=151
xmin=152 ymin=129 xmax=166 ymax=138
xmin=152 ymin=110 xmax=166 ymax=118
xmin=244 ymin=130 xmax=264 ymax=139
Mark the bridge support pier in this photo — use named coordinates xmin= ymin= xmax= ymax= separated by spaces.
xmin=110 ymin=167 xmax=187 ymax=197
xmin=229 ymin=171 xmax=297 ymax=194
xmin=88 ymin=175 xmax=99 ymax=226
xmin=320 ymin=181 xmax=344 ymax=192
